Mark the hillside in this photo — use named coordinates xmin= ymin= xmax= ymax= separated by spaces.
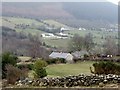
xmin=63 ymin=2 xmax=117 ymax=22
xmin=2 ymin=16 xmax=118 ymax=50
xmin=2 ymin=2 xmax=118 ymax=28
xmin=2 ymin=2 xmax=73 ymax=19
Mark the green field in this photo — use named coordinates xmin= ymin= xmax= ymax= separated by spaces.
xmin=44 ymin=19 xmax=67 ymax=28
xmin=43 ymin=38 xmax=70 ymax=48
xmin=16 ymin=28 xmax=45 ymax=35
xmin=46 ymin=61 xmax=94 ymax=77
xmin=28 ymin=61 xmax=94 ymax=78
xmin=3 ymin=16 xmax=43 ymax=26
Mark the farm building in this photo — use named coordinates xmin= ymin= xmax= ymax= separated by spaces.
xmin=72 ymin=50 xmax=89 ymax=59
xmin=60 ymin=27 xmax=70 ymax=31
xmin=49 ymin=52 xmax=74 ymax=63
xmin=41 ymin=33 xmax=55 ymax=38
xmin=79 ymin=27 xmax=86 ymax=31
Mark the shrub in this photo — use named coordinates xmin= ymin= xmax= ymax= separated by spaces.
xmin=2 ymin=52 xmax=18 ymax=78
xmin=84 ymin=54 xmax=89 ymax=59
xmin=46 ymin=58 xmax=66 ymax=64
xmin=17 ymin=64 xmax=33 ymax=70
xmin=6 ymin=64 xmax=27 ymax=84
xmin=28 ymin=64 xmax=34 ymax=70
xmin=33 ymin=59 xmax=47 ymax=78
xmin=34 ymin=59 xmax=47 ymax=68
xmin=92 ymin=61 xmax=120 ymax=75
xmin=34 ymin=68 xmax=47 ymax=78
xmin=60 ymin=58 xmax=66 ymax=63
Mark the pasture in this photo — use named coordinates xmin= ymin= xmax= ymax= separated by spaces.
xmin=44 ymin=19 xmax=67 ymax=28
xmin=28 ymin=61 xmax=95 ymax=78
xmin=43 ymin=38 xmax=70 ymax=48
xmin=46 ymin=61 xmax=95 ymax=77
xmin=3 ymin=16 xmax=43 ymax=25
xmin=15 ymin=28 xmax=46 ymax=35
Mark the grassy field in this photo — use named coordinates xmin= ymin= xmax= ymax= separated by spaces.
xmin=28 ymin=61 xmax=94 ymax=78
xmin=18 ymin=56 xmax=94 ymax=78
xmin=46 ymin=61 xmax=94 ymax=77
xmin=1 ymin=17 xmax=15 ymax=28
xmin=43 ymin=38 xmax=70 ymax=48
xmin=44 ymin=19 xmax=67 ymax=28
xmin=18 ymin=56 xmax=31 ymax=62
xmin=16 ymin=28 xmax=46 ymax=35
xmin=3 ymin=16 xmax=43 ymax=26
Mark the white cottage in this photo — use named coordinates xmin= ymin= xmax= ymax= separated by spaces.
xmin=49 ymin=52 xmax=74 ymax=63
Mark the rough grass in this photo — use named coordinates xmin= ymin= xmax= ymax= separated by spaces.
xmin=18 ymin=56 xmax=31 ymax=62
xmin=3 ymin=16 xmax=43 ymax=25
xmin=28 ymin=61 xmax=94 ymax=78
xmin=46 ymin=61 xmax=95 ymax=77
xmin=44 ymin=19 xmax=67 ymax=28
xmin=15 ymin=28 xmax=45 ymax=35
xmin=43 ymin=38 xmax=70 ymax=48
xmin=1 ymin=17 xmax=15 ymax=28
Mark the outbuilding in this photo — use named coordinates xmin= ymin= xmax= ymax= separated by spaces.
xmin=49 ymin=52 xmax=74 ymax=63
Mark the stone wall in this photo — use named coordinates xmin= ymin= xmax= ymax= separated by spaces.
xmin=14 ymin=74 xmax=120 ymax=88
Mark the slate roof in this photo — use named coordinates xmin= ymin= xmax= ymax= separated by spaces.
xmin=49 ymin=52 xmax=71 ymax=59
xmin=72 ymin=50 xmax=89 ymax=58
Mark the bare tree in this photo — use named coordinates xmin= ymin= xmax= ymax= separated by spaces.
xmin=69 ymin=34 xmax=84 ymax=52
xmin=104 ymin=36 xmax=118 ymax=55
xmin=69 ymin=33 xmax=94 ymax=52
xmin=84 ymin=33 xmax=94 ymax=52
xmin=6 ymin=64 xmax=28 ymax=84
xmin=28 ymin=34 xmax=42 ymax=58
xmin=28 ymin=34 xmax=49 ymax=59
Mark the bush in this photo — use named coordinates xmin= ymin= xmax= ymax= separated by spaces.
xmin=6 ymin=64 xmax=27 ymax=84
xmin=60 ymin=58 xmax=66 ymax=63
xmin=92 ymin=61 xmax=120 ymax=75
xmin=84 ymin=54 xmax=89 ymax=59
xmin=33 ymin=59 xmax=47 ymax=78
xmin=2 ymin=52 xmax=18 ymax=78
xmin=46 ymin=58 xmax=66 ymax=64
xmin=34 ymin=68 xmax=47 ymax=78
xmin=46 ymin=59 xmax=56 ymax=64
xmin=28 ymin=64 xmax=34 ymax=70
xmin=17 ymin=64 xmax=33 ymax=70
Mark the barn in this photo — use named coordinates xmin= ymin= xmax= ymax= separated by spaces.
xmin=49 ymin=52 xmax=74 ymax=63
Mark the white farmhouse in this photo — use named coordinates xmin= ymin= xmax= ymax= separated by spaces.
xmin=41 ymin=33 xmax=55 ymax=38
xmin=60 ymin=27 xmax=70 ymax=32
xmin=59 ymin=32 xmax=68 ymax=36
xmin=49 ymin=52 xmax=74 ymax=63
xmin=79 ymin=27 xmax=86 ymax=31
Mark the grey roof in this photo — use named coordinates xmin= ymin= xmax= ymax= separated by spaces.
xmin=72 ymin=50 xmax=89 ymax=58
xmin=49 ymin=52 xmax=71 ymax=59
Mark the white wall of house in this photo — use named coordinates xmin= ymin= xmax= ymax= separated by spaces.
xmin=66 ymin=54 xmax=74 ymax=63
xmin=49 ymin=52 xmax=74 ymax=63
